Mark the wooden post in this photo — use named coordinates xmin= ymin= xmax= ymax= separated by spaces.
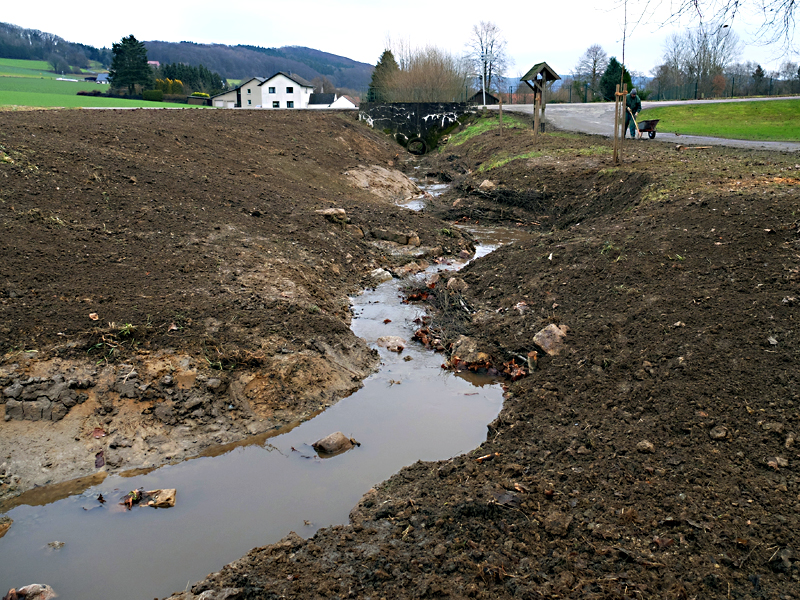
xmin=613 ymin=83 xmax=627 ymax=164
xmin=498 ymin=96 xmax=503 ymax=135
xmin=613 ymin=84 xmax=621 ymax=164
xmin=533 ymin=89 xmax=541 ymax=145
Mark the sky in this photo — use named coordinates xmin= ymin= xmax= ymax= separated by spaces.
xmin=4 ymin=0 xmax=797 ymax=78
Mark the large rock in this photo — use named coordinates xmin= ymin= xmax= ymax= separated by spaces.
xmin=533 ymin=324 xmax=569 ymax=356
xmin=370 ymin=268 xmax=393 ymax=283
xmin=343 ymin=165 xmax=420 ymax=201
xmin=312 ymin=432 xmax=358 ymax=455
xmin=13 ymin=584 xmax=57 ymax=600
xmin=146 ymin=489 xmax=177 ymax=508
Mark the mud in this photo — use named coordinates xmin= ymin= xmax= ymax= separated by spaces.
xmin=3 ymin=110 xmax=800 ymax=599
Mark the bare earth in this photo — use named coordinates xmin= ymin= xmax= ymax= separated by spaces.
xmin=2 ymin=109 xmax=800 ymax=599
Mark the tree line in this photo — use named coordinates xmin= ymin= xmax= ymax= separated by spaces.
xmin=0 ymin=21 xmax=111 ymax=71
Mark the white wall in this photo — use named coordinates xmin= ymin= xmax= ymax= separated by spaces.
xmin=260 ymin=74 xmax=313 ymax=109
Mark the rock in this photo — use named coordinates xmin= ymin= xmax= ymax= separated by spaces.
xmin=370 ymin=268 xmax=393 ymax=283
xmin=343 ymin=165 xmax=421 ymax=201
xmin=407 ymin=234 xmax=421 ymax=247
xmin=206 ymin=378 xmax=223 ymax=392
xmin=0 ymin=516 xmax=11 ymax=539
xmin=450 ymin=336 xmax=491 ymax=365
xmin=315 ymin=207 xmax=347 ymax=224
xmin=762 ymin=422 xmax=785 ymax=434
xmin=4 ymin=399 xmax=23 ymax=420
xmin=146 ymin=489 xmax=177 ymax=508
xmin=372 ymin=228 xmax=410 ymax=245
xmin=433 ymin=543 xmax=447 ymax=557
xmin=637 ymin=440 xmax=656 ymax=453
xmin=479 ymin=179 xmax=496 ymax=191
xmin=3 ymin=382 xmax=23 ymax=399
xmin=446 ymin=277 xmax=468 ymax=292
xmin=312 ymin=431 xmax=358 ymax=455
xmin=15 ymin=584 xmax=57 ymax=600
xmin=346 ymin=224 xmax=364 ymax=238
xmin=533 ymin=324 xmax=569 ymax=356
xmin=50 ymin=403 xmax=68 ymax=422
xmin=709 ymin=425 xmax=728 ymax=440
xmin=376 ymin=336 xmax=406 ymax=353
xmin=393 ymin=262 xmax=424 ymax=277
xmin=543 ymin=511 xmax=573 ymax=536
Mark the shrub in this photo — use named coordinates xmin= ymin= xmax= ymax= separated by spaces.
xmin=143 ymin=89 xmax=164 ymax=101
xmin=191 ymin=92 xmax=210 ymax=98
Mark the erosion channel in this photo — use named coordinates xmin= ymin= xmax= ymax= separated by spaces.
xmin=0 ymin=182 xmax=521 ymax=600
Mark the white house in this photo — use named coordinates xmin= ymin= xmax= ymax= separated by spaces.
xmin=211 ymin=72 xmax=315 ymax=109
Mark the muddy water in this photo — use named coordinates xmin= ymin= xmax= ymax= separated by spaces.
xmin=0 ymin=228 xmax=525 ymax=600
xmin=0 ymin=179 xmax=528 ymax=600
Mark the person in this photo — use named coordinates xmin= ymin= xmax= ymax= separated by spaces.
xmin=624 ymin=88 xmax=642 ymax=139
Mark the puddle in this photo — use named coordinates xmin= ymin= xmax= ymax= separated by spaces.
xmin=0 ymin=180 xmax=526 ymax=600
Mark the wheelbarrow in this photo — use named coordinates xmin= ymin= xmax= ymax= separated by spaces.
xmin=637 ymin=119 xmax=660 ymax=139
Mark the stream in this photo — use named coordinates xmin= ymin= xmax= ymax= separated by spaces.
xmin=0 ymin=186 xmax=526 ymax=600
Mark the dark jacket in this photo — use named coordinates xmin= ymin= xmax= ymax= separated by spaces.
xmin=626 ymin=92 xmax=641 ymax=114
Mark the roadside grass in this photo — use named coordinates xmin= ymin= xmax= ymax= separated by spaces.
xmin=448 ymin=113 xmax=529 ymax=146
xmin=478 ymin=145 xmax=610 ymax=172
xmin=0 ymin=76 xmax=183 ymax=109
xmin=639 ymin=99 xmax=800 ymax=141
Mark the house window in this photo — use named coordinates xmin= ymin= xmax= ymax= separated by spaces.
xmin=273 ymin=101 xmax=280 ymax=108
xmin=247 ymin=88 xmax=251 ymax=94
xmin=286 ymin=86 xmax=293 ymax=93
xmin=287 ymin=101 xmax=294 ymax=108
xmin=247 ymin=99 xmax=251 ymax=105
xmin=268 ymin=87 xmax=276 ymax=93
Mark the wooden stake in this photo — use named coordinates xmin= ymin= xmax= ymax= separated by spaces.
xmin=498 ymin=97 xmax=503 ymax=135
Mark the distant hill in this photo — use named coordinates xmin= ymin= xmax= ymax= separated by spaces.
xmin=0 ymin=22 xmax=110 ymax=69
xmin=0 ymin=22 xmax=374 ymax=92
xmin=144 ymin=42 xmax=374 ymax=91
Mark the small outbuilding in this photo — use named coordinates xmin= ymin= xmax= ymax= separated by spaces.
xmin=467 ymin=91 xmax=500 ymax=105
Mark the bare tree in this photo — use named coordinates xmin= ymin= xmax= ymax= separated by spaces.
xmin=573 ymin=44 xmax=609 ymax=100
xmin=381 ymin=43 xmax=470 ymax=102
xmin=653 ymin=23 xmax=742 ymax=96
xmin=466 ymin=21 xmax=512 ymax=94
xmin=636 ymin=0 xmax=798 ymax=50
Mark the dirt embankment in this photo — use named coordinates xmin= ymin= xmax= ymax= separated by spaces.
xmin=167 ymin=118 xmax=800 ymax=599
xmin=0 ymin=109 xmax=474 ymax=506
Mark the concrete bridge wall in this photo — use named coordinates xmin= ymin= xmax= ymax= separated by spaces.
xmin=359 ymin=102 xmax=476 ymax=154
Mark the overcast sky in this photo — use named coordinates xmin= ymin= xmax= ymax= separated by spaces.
xmin=4 ymin=0 xmax=796 ymax=78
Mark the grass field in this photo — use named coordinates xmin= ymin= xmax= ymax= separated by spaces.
xmin=639 ymin=99 xmax=800 ymax=141
xmin=0 ymin=57 xmax=192 ymax=109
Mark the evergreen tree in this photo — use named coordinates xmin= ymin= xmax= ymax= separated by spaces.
xmin=599 ymin=57 xmax=633 ymax=101
xmin=752 ymin=64 xmax=766 ymax=94
xmin=368 ymin=50 xmax=399 ymax=102
xmin=109 ymin=35 xmax=153 ymax=95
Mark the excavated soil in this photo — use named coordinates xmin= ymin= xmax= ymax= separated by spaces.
xmin=0 ymin=108 xmax=474 ymax=507
xmin=3 ymin=110 xmax=800 ymax=599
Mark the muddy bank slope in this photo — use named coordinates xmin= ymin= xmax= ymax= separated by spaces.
xmin=169 ymin=118 xmax=800 ymax=599
xmin=0 ymin=109 xmax=473 ymax=505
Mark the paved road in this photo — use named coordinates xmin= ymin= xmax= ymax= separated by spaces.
xmin=495 ymin=97 xmax=800 ymax=152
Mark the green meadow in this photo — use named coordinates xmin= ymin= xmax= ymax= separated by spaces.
xmin=0 ymin=57 xmax=186 ymax=109
xmin=639 ymin=99 xmax=800 ymax=142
